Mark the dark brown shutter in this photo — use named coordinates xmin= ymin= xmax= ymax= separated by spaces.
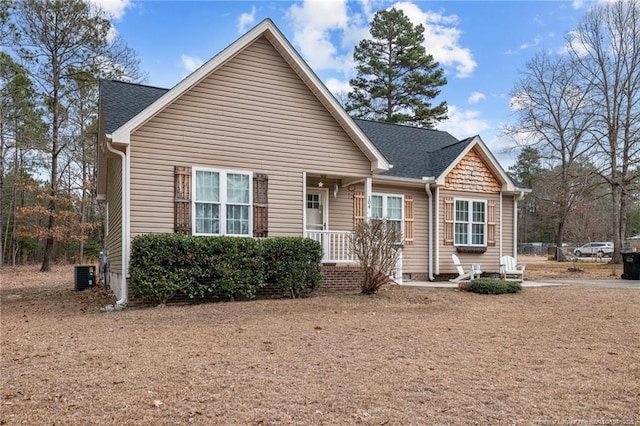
xmin=487 ymin=200 xmax=496 ymax=247
xmin=353 ymin=191 xmax=364 ymax=228
xmin=174 ymin=166 xmax=192 ymax=234
xmin=253 ymin=173 xmax=268 ymax=237
xmin=404 ymin=195 xmax=414 ymax=245
xmin=444 ymin=197 xmax=454 ymax=245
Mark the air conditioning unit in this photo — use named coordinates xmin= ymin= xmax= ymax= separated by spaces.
xmin=74 ymin=265 xmax=96 ymax=291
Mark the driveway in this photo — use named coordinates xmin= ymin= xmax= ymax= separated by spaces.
xmin=403 ymin=279 xmax=640 ymax=289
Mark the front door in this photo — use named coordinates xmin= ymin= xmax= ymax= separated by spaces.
xmin=306 ymin=189 xmax=328 ymax=231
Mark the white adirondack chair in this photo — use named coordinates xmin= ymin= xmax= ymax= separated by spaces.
xmin=500 ymin=255 xmax=525 ymax=282
xmin=450 ymin=254 xmax=482 ymax=283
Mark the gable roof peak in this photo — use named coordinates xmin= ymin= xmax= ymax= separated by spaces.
xmin=104 ymin=18 xmax=389 ymax=172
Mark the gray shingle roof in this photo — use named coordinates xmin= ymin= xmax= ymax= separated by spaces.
xmin=99 ymin=80 xmax=473 ymax=180
xmin=353 ymin=119 xmax=472 ymax=179
xmin=100 ymin=79 xmax=168 ymax=134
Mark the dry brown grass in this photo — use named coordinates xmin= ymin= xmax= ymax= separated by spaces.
xmin=1 ymin=263 xmax=639 ymax=425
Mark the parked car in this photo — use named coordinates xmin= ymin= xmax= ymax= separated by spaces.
xmin=573 ymin=242 xmax=614 ymax=257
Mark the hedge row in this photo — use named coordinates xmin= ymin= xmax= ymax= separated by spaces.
xmin=129 ymin=234 xmax=323 ymax=304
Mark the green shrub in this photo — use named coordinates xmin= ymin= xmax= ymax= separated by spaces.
xmin=263 ymin=237 xmax=323 ymax=297
xmin=129 ymin=234 xmax=323 ymax=304
xmin=129 ymin=234 xmax=264 ymax=304
xmin=465 ymin=278 xmax=522 ymax=295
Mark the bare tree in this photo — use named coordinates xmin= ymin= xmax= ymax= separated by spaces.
xmin=567 ymin=0 xmax=640 ymax=262
xmin=351 ymin=219 xmax=401 ymax=294
xmin=12 ymin=0 xmax=143 ymax=271
xmin=506 ymin=51 xmax=597 ymax=247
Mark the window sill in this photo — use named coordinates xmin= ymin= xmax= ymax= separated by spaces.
xmin=456 ymin=246 xmax=487 ymax=254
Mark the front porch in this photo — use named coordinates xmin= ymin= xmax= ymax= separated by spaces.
xmin=302 ymin=173 xmax=403 ymax=284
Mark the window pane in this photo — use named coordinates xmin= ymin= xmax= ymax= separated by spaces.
xmin=227 ymin=173 xmax=249 ymax=204
xmin=455 ymin=200 xmax=468 ymax=221
xmin=196 ymin=171 xmax=219 ymax=202
xmin=371 ymin=195 xmax=383 ymax=218
xmin=307 ymin=194 xmax=319 ymax=209
xmin=195 ymin=203 xmax=219 ymax=234
xmin=472 ymin=201 xmax=485 ymax=223
xmin=472 ymin=223 xmax=484 ymax=245
xmin=387 ymin=197 xmax=402 ymax=220
xmin=455 ymin=223 xmax=468 ymax=245
xmin=227 ymin=205 xmax=249 ymax=235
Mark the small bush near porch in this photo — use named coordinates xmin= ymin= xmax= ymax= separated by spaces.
xmin=351 ymin=219 xmax=402 ymax=294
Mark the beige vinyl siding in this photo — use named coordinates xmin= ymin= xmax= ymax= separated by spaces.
xmin=128 ymin=36 xmax=372 ymax=238
xmin=437 ymin=189 xmax=503 ymax=275
xmin=502 ymin=195 xmax=515 ymax=256
xmin=372 ymin=183 xmax=428 ymax=275
xmin=105 ymin=156 xmax=123 ymax=271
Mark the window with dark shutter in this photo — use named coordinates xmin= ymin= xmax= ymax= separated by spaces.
xmin=174 ymin=166 xmax=192 ymax=234
xmin=253 ymin=173 xmax=268 ymax=237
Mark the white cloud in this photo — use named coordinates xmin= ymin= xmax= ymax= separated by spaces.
xmin=560 ymin=30 xmax=591 ymax=57
xmin=505 ymin=35 xmax=543 ymax=55
xmin=467 ymin=91 xmax=486 ymax=104
xmin=286 ymin=0 xmax=353 ymax=72
xmin=392 ymin=1 xmax=477 ymax=78
xmin=89 ymin=0 xmax=132 ymax=20
xmin=237 ymin=6 xmax=256 ymax=34
xmin=572 ymin=0 xmax=585 ymax=10
xmin=437 ymin=105 xmax=491 ymax=139
xmin=325 ymin=77 xmax=351 ymax=95
xmin=181 ymin=55 xmax=203 ymax=75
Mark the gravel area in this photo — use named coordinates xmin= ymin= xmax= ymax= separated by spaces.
xmin=1 ymin=261 xmax=639 ymax=425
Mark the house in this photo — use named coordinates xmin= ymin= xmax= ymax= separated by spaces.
xmin=97 ymin=19 xmax=528 ymax=305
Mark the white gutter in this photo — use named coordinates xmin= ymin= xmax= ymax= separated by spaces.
xmin=423 ymin=177 xmax=436 ymax=281
xmin=105 ymin=140 xmax=128 ymax=308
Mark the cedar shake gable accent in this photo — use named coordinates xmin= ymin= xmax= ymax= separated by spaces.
xmin=445 ymin=147 xmax=502 ymax=193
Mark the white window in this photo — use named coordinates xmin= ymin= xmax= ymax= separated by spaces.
xmin=454 ymin=199 xmax=486 ymax=246
xmin=371 ymin=193 xmax=403 ymax=235
xmin=193 ymin=168 xmax=252 ymax=236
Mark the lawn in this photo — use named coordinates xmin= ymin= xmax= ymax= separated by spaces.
xmin=1 ymin=263 xmax=639 ymax=425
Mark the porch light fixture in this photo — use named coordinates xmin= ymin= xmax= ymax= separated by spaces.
xmin=334 ymin=183 xmax=339 ymax=198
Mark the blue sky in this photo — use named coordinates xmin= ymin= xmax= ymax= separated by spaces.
xmin=95 ymin=0 xmax=594 ymax=168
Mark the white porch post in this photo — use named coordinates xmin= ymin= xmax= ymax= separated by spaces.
xmin=302 ymin=172 xmax=307 ymax=236
xmin=364 ymin=177 xmax=372 ymax=220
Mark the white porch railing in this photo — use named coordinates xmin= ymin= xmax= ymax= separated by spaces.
xmin=305 ymin=230 xmax=356 ymax=263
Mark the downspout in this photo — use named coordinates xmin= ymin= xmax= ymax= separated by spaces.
xmin=423 ymin=177 xmax=436 ymax=281
xmin=435 ymin=186 xmax=440 ymax=275
xmin=499 ymin=192 xmax=503 ymax=259
xmin=105 ymin=140 xmax=128 ymax=308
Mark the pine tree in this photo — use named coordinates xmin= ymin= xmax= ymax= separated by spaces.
xmin=346 ymin=8 xmax=448 ymax=128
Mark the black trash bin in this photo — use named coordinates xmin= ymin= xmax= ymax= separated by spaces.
xmin=74 ymin=265 xmax=96 ymax=290
xmin=621 ymin=252 xmax=640 ymax=280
